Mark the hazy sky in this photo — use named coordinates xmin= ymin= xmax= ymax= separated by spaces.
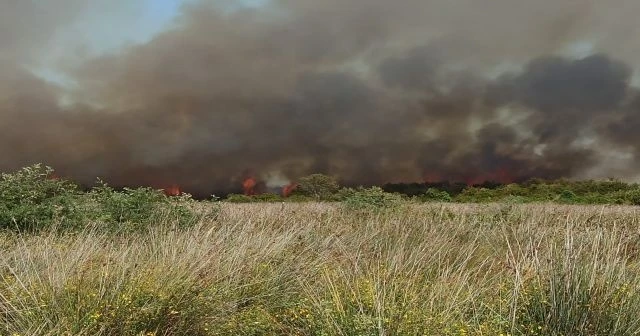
xmin=55 ymin=0 xmax=268 ymax=50
xmin=34 ymin=0 xmax=269 ymax=82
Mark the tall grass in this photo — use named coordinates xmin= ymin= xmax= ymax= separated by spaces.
xmin=1 ymin=203 xmax=640 ymax=335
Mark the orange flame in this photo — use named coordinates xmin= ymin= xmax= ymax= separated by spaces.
xmin=164 ymin=185 xmax=181 ymax=196
xmin=243 ymin=177 xmax=257 ymax=196
xmin=465 ymin=166 xmax=515 ymax=186
xmin=282 ymin=183 xmax=298 ymax=197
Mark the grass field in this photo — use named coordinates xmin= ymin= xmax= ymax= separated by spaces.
xmin=2 ymin=203 xmax=640 ymax=335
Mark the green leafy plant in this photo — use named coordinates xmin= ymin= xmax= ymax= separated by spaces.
xmin=0 ymin=164 xmax=83 ymax=231
xmin=88 ymin=181 xmax=200 ymax=233
xmin=0 ymin=165 xmax=213 ymax=234
xmin=252 ymin=193 xmax=284 ymax=202
xmin=557 ymin=189 xmax=579 ymax=203
xmin=296 ymin=174 xmax=340 ymax=200
xmin=341 ymin=186 xmax=403 ymax=211
xmin=624 ymin=189 xmax=640 ymax=205
xmin=225 ymin=194 xmax=254 ymax=203
xmin=419 ymin=188 xmax=452 ymax=202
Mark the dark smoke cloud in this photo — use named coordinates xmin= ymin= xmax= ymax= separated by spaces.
xmin=2 ymin=0 xmax=640 ymax=196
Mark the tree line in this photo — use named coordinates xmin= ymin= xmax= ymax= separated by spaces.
xmin=228 ymin=174 xmax=640 ymax=205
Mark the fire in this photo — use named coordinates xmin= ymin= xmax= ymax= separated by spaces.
xmin=282 ymin=183 xmax=298 ymax=197
xmin=243 ymin=177 xmax=257 ymax=196
xmin=164 ymin=185 xmax=181 ymax=196
xmin=464 ymin=166 xmax=515 ymax=186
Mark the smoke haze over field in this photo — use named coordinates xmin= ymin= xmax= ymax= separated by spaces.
xmin=3 ymin=0 xmax=640 ymax=195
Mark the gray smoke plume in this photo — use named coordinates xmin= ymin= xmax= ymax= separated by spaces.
xmin=2 ymin=0 xmax=640 ymax=195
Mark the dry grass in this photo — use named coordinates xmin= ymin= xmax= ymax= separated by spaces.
xmin=1 ymin=202 xmax=640 ymax=335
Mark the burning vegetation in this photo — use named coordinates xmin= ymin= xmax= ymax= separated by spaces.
xmin=282 ymin=183 xmax=299 ymax=197
xmin=163 ymin=185 xmax=182 ymax=197
xmin=242 ymin=177 xmax=258 ymax=196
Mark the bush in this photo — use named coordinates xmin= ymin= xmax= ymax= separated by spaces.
xmin=557 ymin=189 xmax=579 ymax=203
xmin=418 ymin=188 xmax=451 ymax=202
xmin=625 ymin=189 xmax=640 ymax=205
xmin=252 ymin=193 xmax=284 ymax=202
xmin=297 ymin=174 xmax=340 ymax=200
xmin=88 ymin=182 xmax=200 ymax=233
xmin=335 ymin=187 xmax=357 ymax=201
xmin=225 ymin=194 xmax=254 ymax=203
xmin=579 ymin=193 xmax=618 ymax=205
xmin=284 ymin=194 xmax=314 ymax=202
xmin=499 ymin=183 xmax=530 ymax=197
xmin=454 ymin=187 xmax=497 ymax=203
xmin=224 ymin=193 xmax=284 ymax=203
xmin=341 ymin=187 xmax=403 ymax=211
xmin=0 ymin=164 xmax=204 ymax=233
xmin=501 ymin=195 xmax=529 ymax=204
xmin=0 ymin=164 xmax=83 ymax=231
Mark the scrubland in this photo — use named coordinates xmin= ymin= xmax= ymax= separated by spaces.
xmin=2 ymin=202 xmax=640 ymax=335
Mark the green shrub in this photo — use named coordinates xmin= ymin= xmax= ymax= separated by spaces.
xmin=225 ymin=193 xmax=284 ymax=203
xmin=0 ymin=164 xmax=83 ymax=231
xmin=624 ymin=189 xmax=640 ymax=205
xmin=88 ymin=182 xmax=200 ymax=233
xmin=284 ymin=194 xmax=314 ymax=202
xmin=335 ymin=187 xmax=357 ymax=201
xmin=501 ymin=195 xmax=529 ymax=204
xmin=455 ymin=187 xmax=497 ymax=203
xmin=297 ymin=174 xmax=340 ymax=200
xmin=225 ymin=194 xmax=254 ymax=203
xmin=557 ymin=189 xmax=579 ymax=203
xmin=252 ymin=193 xmax=284 ymax=202
xmin=419 ymin=188 xmax=452 ymax=202
xmin=499 ymin=183 xmax=530 ymax=197
xmin=341 ymin=186 xmax=403 ymax=211
xmin=0 ymin=165 xmax=209 ymax=233
xmin=579 ymin=193 xmax=618 ymax=205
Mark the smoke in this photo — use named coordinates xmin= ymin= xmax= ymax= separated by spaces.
xmin=2 ymin=0 xmax=640 ymax=196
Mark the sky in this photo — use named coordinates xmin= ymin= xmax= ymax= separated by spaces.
xmin=35 ymin=0 xmax=269 ymax=84
xmin=51 ymin=0 xmax=183 ymax=57
xmin=31 ymin=0 xmax=182 ymax=84
xmin=57 ymin=0 xmax=269 ymax=52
